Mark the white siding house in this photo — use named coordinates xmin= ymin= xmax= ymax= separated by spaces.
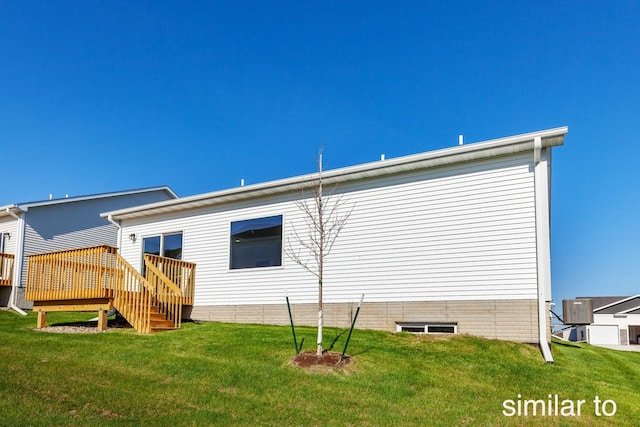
xmin=572 ymin=296 xmax=640 ymax=346
xmin=103 ymin=128 xmax=567 ymax=361
xmin=0 ymin=187 xmax=178 ymax=309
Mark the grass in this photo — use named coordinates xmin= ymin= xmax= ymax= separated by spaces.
xmin=1 ymin=310 xmax=639 ymax=426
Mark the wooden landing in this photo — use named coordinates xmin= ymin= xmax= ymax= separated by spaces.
xmin=32 ymin=298 xmax=175 ymax=333
xmin=32 ymin=298 xmax=114 ymax=313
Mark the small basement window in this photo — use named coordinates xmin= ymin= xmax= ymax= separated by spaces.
xmin=396 ymin=322 xmax=457 ymax=335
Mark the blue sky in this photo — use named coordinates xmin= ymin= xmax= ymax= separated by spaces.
xmin=1 ymin=1 xmax=638 ymax=307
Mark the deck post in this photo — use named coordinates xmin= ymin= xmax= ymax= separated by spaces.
xmin=36 ymin=310 xmax=47 ymax=329
xmin=97 ymin=308 xmax=107 ymax=331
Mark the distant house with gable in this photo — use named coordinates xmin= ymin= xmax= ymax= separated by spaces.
xmin=562 ymin=295 xmax=640 ymax=346
xmin=0 ymin=187 xmax=177 ymax=309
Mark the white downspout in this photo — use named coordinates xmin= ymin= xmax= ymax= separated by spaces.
xmin=534 ymin=137 xmax=554 ymax=363
xmin=6 ymin=207 xmax=27 ymax=316
xmin=106 ymin=214 xmax=122 ymax=252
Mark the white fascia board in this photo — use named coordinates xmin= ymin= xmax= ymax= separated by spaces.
xmin=593 ymin=294 xmax=640 ymax=312
xmin=103 ymin=127 xmax=568 ymax=221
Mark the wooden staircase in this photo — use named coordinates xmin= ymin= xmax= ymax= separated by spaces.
xmin=25 ymin=245 xmax=196 ymax=334
xmin=149 ymin=305 xmax=175 ymax=332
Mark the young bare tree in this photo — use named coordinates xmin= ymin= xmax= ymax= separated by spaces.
xmin=286 ymin=150 xmax=354 ymax=356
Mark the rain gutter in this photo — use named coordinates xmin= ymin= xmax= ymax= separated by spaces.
xmin=5 ymin=207 xmax=27 ymax=316
xmin=106 ymin=214 xmax=122 ymax=251
xmin=533 ymin=136 xmax=554 ymax=363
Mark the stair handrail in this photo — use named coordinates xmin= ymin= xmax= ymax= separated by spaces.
xmin=143 ymin=255 xmax=183 ymax=329
xmin=111 ymin=252 xmax=154 ymax=334
xmin=144 ymin=253 xmax=195 ymax=305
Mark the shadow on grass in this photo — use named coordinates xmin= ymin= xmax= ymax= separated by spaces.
xmin=552 ymin=339 xmax=583 ymax=349
xmin=326 ymin=329 xmax=349 ymax=352
xmin=349 ymin=347 xmax=372 ymax=357
xmin=324 ymin=328 xmax=373 ymax=358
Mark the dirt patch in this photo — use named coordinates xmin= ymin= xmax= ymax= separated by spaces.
xmin=292 ymin=350 xmax=352 ymax=370
xmin=36 ymin=325 xmax=106 ymax=334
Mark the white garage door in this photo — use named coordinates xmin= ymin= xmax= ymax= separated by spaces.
xmin=589 ymin=325 xmax=619 ymax=345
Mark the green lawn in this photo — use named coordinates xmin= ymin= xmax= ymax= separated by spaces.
xmin=1 ymin=310 xmax=638 ymax=426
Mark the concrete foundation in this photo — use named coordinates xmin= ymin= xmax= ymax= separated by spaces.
xmin=188 ymin=299 xmax=539 ymax=343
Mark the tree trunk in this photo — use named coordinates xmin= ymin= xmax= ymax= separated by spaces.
xmin=317 ymin=153 xmax=324 ymax=356
xmin=317 ymin=279 xmax=323 ymax=356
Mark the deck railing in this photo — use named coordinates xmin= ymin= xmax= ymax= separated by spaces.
xmin=144 ymin=254 xmax=196 ymax=305
xmin=26 ymin=245 xmax=117 ymax=300
xmin=26 ymin=245 xmax=190 ymax=333
xmin=0 ymin=253 xmax=14 ymax=286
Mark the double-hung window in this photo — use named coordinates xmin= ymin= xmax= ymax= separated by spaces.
xmin=230 ymin=215 xmax=282 ymax=269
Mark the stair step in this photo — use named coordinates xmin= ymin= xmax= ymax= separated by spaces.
xmin=150 ymin=326 xmax=175 ymax=333
xmin=115 ymin=300 xmax=179 ymax=333
xmin=150 ymin=319 xmax=174 ymax=328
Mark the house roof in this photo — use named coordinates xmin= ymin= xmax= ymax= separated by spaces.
xmin=102 ymin=126 xmax=568 ymax=221
xmin=0 ymin=186 xmax=178 ymax=219
xmin=577 ymin=295 xmax=640 ymax=315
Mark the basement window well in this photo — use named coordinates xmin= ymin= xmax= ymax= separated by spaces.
xmin=396 ymin=323 xmax=457 ymax=334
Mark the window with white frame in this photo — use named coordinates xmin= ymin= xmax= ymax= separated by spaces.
xmin=230 ymin=215 xmax=282 ymax=269
xmin=396 ymin=322 xmax=458 ymax=334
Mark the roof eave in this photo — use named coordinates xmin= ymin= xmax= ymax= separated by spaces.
xmin=16 ymin=186 xmax=178 ymax=210
xmin=103 ymin=126 xmax=568 ymax=221
xmin=0 ymin=205 xmax=23 ymax=219
xmin=593 ymin=294 xmax=640 ymax=312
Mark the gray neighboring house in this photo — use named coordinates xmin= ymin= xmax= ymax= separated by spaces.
xmin=0 ymin=186 xmax=178 ymax=310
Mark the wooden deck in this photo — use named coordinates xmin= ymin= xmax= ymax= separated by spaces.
xmin=25 ymin=245 xmax=196 ymax=333
xmin=0 ymin=252 xmax=14 ymax=286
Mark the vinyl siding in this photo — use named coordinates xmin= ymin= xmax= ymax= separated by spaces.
xmin=19 ymin=190 xmax=174 ymax=287
xmin=120 ymin=153 xmax=539 ymax=307
xmin=0 ymin=217 xmax=18 ymax=255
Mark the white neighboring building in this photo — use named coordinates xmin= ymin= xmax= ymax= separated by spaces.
xmin=103 ymin=127 xmax=567 ymax=360
xmin=572 ymin=296 xmax=640 ymax=346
